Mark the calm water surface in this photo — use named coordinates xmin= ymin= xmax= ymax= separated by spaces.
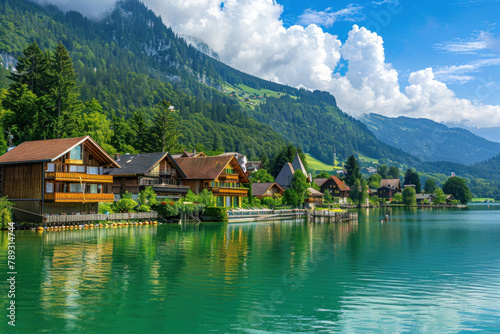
xmin=1 ymin=204 xmax=500 ymax=333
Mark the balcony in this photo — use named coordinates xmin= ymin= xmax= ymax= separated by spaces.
xmin=45 ymin=172 xmax=113 ymax=183
xmin=44 ymin=192 xmax=114 ymax=203
xmin=218 ymin=173 xmax=240 ymax=181
xmin=206 ymin=186 xmax=248 ymax=196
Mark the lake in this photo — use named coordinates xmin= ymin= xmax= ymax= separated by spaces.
xmin=1 ymin=204 xmax=500 ymax=333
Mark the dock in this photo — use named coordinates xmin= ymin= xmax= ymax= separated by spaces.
xmin=306 ymin=210 xmax=358 ymax=223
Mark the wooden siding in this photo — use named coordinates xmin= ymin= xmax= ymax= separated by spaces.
xmin=45 ymin=172 xmax=113 ymax=183
xmin=44 ymin=193 xmax=114 ymax=202
xmin=1 ymin=163 xmax=43 ymax=199
xmin=44 ymin=202 xmax=98 ymax=215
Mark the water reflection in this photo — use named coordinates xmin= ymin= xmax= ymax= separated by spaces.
xmin=1 ymin=209 xmax=500 ymax=333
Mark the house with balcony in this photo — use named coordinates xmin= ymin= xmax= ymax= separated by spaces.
xmin=174 ymin=155 xmax=249 ymax=207
xmin=314 ymin=176 xmax=350 ymax=203
xmin=0 ymin=136 xmax=119 ymax=220
xmin=104 ymin=152 xmax=189 ymax=200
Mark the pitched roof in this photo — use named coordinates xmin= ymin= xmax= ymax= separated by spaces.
xmin=313 ymin=178 xmax=329 ymax=187
xmin=175 ymin=155 xmax=249 ymax=182
xmin=104 ymin=152 xmax=185 ymax=178
xmin=0 ymin=136 xmax=120 ymax=167
xmin=330 ymin=176 xmax=350 ymax=191
xmin=380 ymin=179 xmax=401 ymax=189
xmin=275 ymin=162 xmax=295 ymax=189
xmin=307 ymin=188 xmax=324 ymax=197
xmin=291 ymin=153 xmax=308 ymax=179
xmin=251 ymin=182 xmax=283 ymax=197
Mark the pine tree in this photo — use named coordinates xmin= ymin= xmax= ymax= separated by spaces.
xmin=345 ymin=155 xmax=361 ymax=187
xmin=151 ymin=100 xmax=181 ymax=153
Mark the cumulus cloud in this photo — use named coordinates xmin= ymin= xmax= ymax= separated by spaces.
xmin=29 ymin=0 xmax=500 ymax=127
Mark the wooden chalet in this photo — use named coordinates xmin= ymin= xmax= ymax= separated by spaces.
xmin=251 ymin=182 xmax=284 ymax=199
xmin=305 ymin=188 xmax=324 ymax=209
xmin=104 ymin=152 xmax=189 ymax=200
xmin=314 ymin=176 xmax=350 ymax=203
xmin=175 ymin=155 xmax=249 ymax=207
xmin=275 ymin=153 xmax=311 ymax=189
xmin=0 ymin=136 xmax=119 ymax=220
xmin=171 ymin=149 xmax=206 ymax=159
xmin=377 ymin=179 xmax=402 ymax=200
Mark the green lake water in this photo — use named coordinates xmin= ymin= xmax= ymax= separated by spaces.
xmin=1 ymin=204 xmax=500 ymax=333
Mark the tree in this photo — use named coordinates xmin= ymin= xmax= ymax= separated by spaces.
xmin=443 ymin=177 xmax=472 ymax=204
xmin=316 ymin=171 xmax=332 ymax=179
xmin=151 ymin=100 xmax=181 ymax=153
xmin=139 ymin=186 xmax=158 ymax=207
xmin=0 ymin=125 xmax=7 ymax=155
xmin=80 ymin=99 xmax=113 ymax=148
xmin=345 ymin=155 xmax=361 ymax=187
xmin=404 ymin=168 xmax=421 ymax=193
xmin=349 ymin=178 xmax=368 ymax=207
xmin=9 ymin=42 xmax=50 ymax=97
xmin=424 ymin=179 xmax=437 ymax=194
xmin=402 ymin=187 xmax=417 ymax=206
xmin=323 ymin=190 xmax=333 ymax=204
xmin=377 ymin=165 xmax=389 ymax=179
xmin=283 ymin=189 xmax=299 ymax=207
xmin=392 ymin=193 xmax=403 ymax=203
xmin=291 ymin=170 xmax=309 ymax=207
xmin=249 ymin=169 xmax=275 ymax=183
xmin=433 ymin=188 xmax=446 ymax=205
xmin=368 ymin=173 xmax=382 ymax=189
xmin=388 ymin=166 xmax=400 ymax=179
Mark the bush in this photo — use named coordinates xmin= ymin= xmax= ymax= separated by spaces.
xmin=115 ymin=198 xmax=138 ymax=213
xmin=204 ymin=207 xmax=228 ymax=222
xmin=0 ymin=197 xmax=13 ymax=230
xmin=261 ymin=197 xmax=275 ymax=208
xmin=98 ymin=202 xmax=114 ymax=214
xmin=137 ymin=204 xmax=151 ymax=212
xmin=392 ymin=193 xmax=403 ymax=203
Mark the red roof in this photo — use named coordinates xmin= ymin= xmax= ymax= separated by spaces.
xmin=330 ymin=176 xmax=350 ymax=191
xmin=175 ymin=155 xmax=249 ymax=182
xmin=0 ymin=136 xmax=120 ymax=167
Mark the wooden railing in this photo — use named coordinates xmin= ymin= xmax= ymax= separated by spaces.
xmin=44 ymin=192 xmax=114 ymax=202
xmin=207 ymin=187 xmax=248 ymax=196
xmin=45 ymin=172 xmax=113 ymax=183
xmin=43 ymin=211 xmax=159 ymax=223
xmin=219 ymin=173 xmax=240 ymax=180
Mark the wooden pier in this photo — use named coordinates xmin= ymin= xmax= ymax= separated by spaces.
xmin=306 ymin=210 xmax=358 ymax=223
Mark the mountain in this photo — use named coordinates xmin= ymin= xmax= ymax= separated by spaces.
xmin=466 ymin=127 xmax=500 ymax=144
xmin=362 ymin=113 xmax=500 ymax=165
xmin=0 ymin=0 xmax=417 ymax=166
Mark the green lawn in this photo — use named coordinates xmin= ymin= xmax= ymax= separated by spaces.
xmin=471 ymin=198 xmax=495 ymax=202
xmin=357 ymin=153 xmax=379 ymax=164
xmin=305 ymin=154 xmax=342 ymax=172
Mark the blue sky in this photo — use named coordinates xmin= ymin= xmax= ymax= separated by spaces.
xmin=280 ymin=0 xmax=500 ymax=106
xmin=32 ymin=0 xmax=500 ymax=128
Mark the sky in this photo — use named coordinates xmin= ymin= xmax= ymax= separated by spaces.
xmin=31 ymin=0 xmax=500 ymax=129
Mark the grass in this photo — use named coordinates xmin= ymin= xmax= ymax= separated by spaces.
xmin=305 ymin=153 xmax=343 ymax=172
xmin=357 ymin=153 xmax=379 ymax=164
xmin=222 ymin=83 xmax=297 ymax=109
xmin=471 ymin=198 xmax=495 ymax=202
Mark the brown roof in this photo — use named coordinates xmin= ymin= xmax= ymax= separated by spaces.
xmin=330 ymin=176 xmax=350 ymax=191
xmin=252 ymin=182 xmax=283 ymax=197
xmin=175 ymin=155 xmax=249 ymax=182
xmin=313 ymin=178 xmax=329 ymax=187
xmin=0 ymin=136 xmax=120 ymax=167
xmin=307 ymin=188 xmax=324 ymax=197
xmin=380 ymin=179 xmax=401 ymax=189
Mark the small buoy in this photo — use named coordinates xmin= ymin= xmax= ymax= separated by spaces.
xmin=152 ymin=221 xmax=158 ymax=225
xmin=381 ymin=220 xmax=384 ymax=223
xmin=36 ymin=226 xmax=44 ymax=231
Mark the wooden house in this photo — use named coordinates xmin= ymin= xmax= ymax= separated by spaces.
xmin=104 ymin=152 xmax=189 ymax=200
xmin=377 ymin=179 xmax=402 ymax=200
xmin=175 ymin=155 xmax=249 ymax=207
xmin=275 ymin=153 xmax=311 ymax=189
xmin=304 ymin=188 xmax=324 ymax=209
xmin=314 ymin=176 xmax=350 ymax=203
xmin=0 ymin=136 xmax=119 ymax=220
xmin=251 ymin=182 xmax=284 ymax=199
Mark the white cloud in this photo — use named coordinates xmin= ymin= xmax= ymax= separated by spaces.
xmin=435 ymin=31 xmax=500 ymax=54
xmin=435 ymin=58 xmax=500 ymax=84
xmin=297 ymin=4 xmax=364 ymax=28
xmin=28 ymin=0 xmax=500 ymax=128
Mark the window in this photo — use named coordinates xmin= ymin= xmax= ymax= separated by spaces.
xmin=70 ymin=184 xmax=83 ymax=193
xmin=87 ymin=167 xmax=99 ymax=175
xmin=46 ymin=163 xmax=55 ymax=172
xmin=98 ymin=184 xmax=102 ymax=193
xmin=99 ymin=167 xmax=104 ymax=175
xmin=216 ymin=196 xmax=224 ymax=207
xmin=69 ymin=165 xmax=86 ymax=173
xmin=233 ymin=197 xmax=239 ymax=207
xmin=46 ymin=183 xmax=54 ymax=193
xmin=69 ymin=145 xmax=82 ymax=160
xmin=89 ymin=184 xmax=98 ymax=193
